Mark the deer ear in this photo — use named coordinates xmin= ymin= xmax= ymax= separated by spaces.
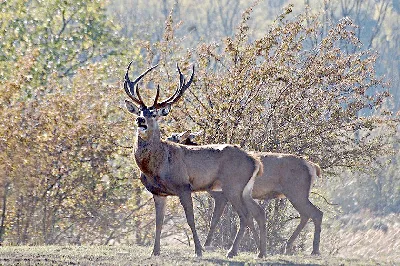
xmin=190 ymin=130 xmax=202 ymax=140
xmin=125 ymin=100 xmax=141 ymax=115
xmin=158 ymin=104 xmax=171 ymax=116
xmin=179 ymin=130 xmax=191 ymax=143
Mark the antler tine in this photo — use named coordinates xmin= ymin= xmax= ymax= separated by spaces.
xmin=124 ymin=79 xmax=141 ymax=105
xmin=132 ymin=64 xmax=159 ymax=85
xmin=154 ymin=64 xmax=183 ymax=106
xmin=170 ymin=64 xmax=194 ymax=103
xmin=177 ymin=63 xmax=185 ymax=88
xmin=124 ymin=61 xmax=142 ymax=105
xmin=135 ymin=84 xmax=145 ymax=106
xmin=153 ymin=64 xmax=195 ymax=108
xmin=124 ymin=61 xmax=158 ymax=107
xmin=153 ymin=84 xmax=160 ymax=107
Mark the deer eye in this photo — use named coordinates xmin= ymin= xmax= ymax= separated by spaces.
xmin=161 ymin=108 xmax=170 ymax=116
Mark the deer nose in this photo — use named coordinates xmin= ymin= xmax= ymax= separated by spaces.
xmin=136 ymin=117 xmax=146 ymax=124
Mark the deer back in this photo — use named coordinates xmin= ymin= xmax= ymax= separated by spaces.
xmin=251 ymin=152 xmax=317 ymax=199
xmin=180 ymin=144 xmax=261 ymax=192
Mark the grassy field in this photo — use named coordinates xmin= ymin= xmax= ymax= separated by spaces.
xmin=0 ymin=244 xmax=397 ymax=266
xmin=0 ymin=212 xmax=398 ymax=265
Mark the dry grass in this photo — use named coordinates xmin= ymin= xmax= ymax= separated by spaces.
xmin=0 ymin=243 xmax=397 ymax=266
xmin=324 ymin=211 xmax=400 ymax=264
xmin=0 ymin=212 xmax=398 ymax=265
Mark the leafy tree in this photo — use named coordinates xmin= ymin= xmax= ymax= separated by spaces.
xmin=0 ymin=0 xmax=120 ymax=85
xmin=0 ymin=0 xmax=150 ymax=245
xmin=183 ymin=6 xmax=396 ymax=169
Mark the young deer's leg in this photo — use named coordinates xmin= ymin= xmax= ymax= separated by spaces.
xmin=285 ymin=215 xmax=308 ymax=255
xmin=152 ymin=194 xmax=167 ymax=256
xmin=178 ymin=186 xmax=203 ymax=257
xmin=204 ymin=191 xmax=228 ymax=247
xmin=310 ymin=204 xmax=323 ymax=255
xmin=286 ymin=196 xmax=323 ymax=255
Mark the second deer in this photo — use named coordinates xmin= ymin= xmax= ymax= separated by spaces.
xmin=168 ymin=130 xmax=323 ymax=255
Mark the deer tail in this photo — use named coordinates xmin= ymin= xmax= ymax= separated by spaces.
xmin=243 ymin=156 xmax=263 ymax=199
xmin=306 ymin=161 xmax=321 ymax=185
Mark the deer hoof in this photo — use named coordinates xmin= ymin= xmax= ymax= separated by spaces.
xmin=226 ymin=249 xmax=237 ymax=258
xmin=311 ymin=250 xmax=320 ymax=256
xmin=151 ymin=250 xmax=160 ymax=256
xmin=283 ymin=244 xmax=294 ymax=255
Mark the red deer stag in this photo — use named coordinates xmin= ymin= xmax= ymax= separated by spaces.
xmin=123 ymin=62 xmax=267 ymax=258
xmin=168 ymin=131 xmax=323 ymax=255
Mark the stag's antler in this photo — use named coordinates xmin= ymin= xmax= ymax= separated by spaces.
xmin=153 ymin=64 xmax=194 ymax=109
xmin=124 ymin=61 xmax=158 ymax=107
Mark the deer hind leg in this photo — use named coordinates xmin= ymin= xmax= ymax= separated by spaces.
xmin=241 ymin=163 xmax=267 ymax=258
xmin=286 ymin=197 xmax=323 ymax=255
xmin=243 ymin=192 xmax=266 ymax=258
xmin=285 ymin=215 xmax=308 ymax=255
xmin=204 ymin=191 xmax=228 ymax=248
xmin=224 ymin=192 xmax=250 ymax=258
xmin=310 ymin=204 xmax=323 ymax=255
xmin=152 ymin=194 xmax=167 ymax=256
xmin=247 ymin=216 xmax=260 ymax=252
xmin=178 ymin=187 xmax=203 ymax=257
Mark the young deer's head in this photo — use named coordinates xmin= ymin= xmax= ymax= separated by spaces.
xmin=167 ymin=130 xmax=201 ymax=145
xmin=123 ymin=62 xmax=194 ymax=140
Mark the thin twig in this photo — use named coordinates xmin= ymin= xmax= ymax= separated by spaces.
xmin=311 ymin=191 xmax=339 ymax=206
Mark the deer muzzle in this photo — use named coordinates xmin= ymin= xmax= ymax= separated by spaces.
xmin=136 ymin=117 xmax=148 ymax=130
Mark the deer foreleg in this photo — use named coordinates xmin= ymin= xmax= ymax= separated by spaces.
xmin=152 ymin=194 xmax=166 ymax=256
xmin=204 ymin=191 xmax=228 ymax=247
xmin=178 ymin=187 xmax=203 ymax=257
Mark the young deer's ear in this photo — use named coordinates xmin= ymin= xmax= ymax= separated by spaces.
xmin=125 ymin=100 xmax=141 ymax=115
xmin=179 ymin=130 xmax=191 ymax=143
xmin=158 ymin=104 xmax=171 ymax=116
xmin=190 ymin=130 xmax=202 ymax=140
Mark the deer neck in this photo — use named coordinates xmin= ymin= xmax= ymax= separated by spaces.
xmin=134 ymin=127 xmax=165 ymax=177
xmin=136 ymin=131 xmax=161 ymax=149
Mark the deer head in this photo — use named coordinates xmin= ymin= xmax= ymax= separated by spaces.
xmin=167 ymin=130 xmax=192 ymax=143
xmin=123 ymin=61 xmax=194 ymax=140
xmin=167 ymin=130 xmax=202 ymax=145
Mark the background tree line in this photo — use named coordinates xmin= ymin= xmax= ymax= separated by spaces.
xmin=0 ymin=0 xmax=399 ymax=255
